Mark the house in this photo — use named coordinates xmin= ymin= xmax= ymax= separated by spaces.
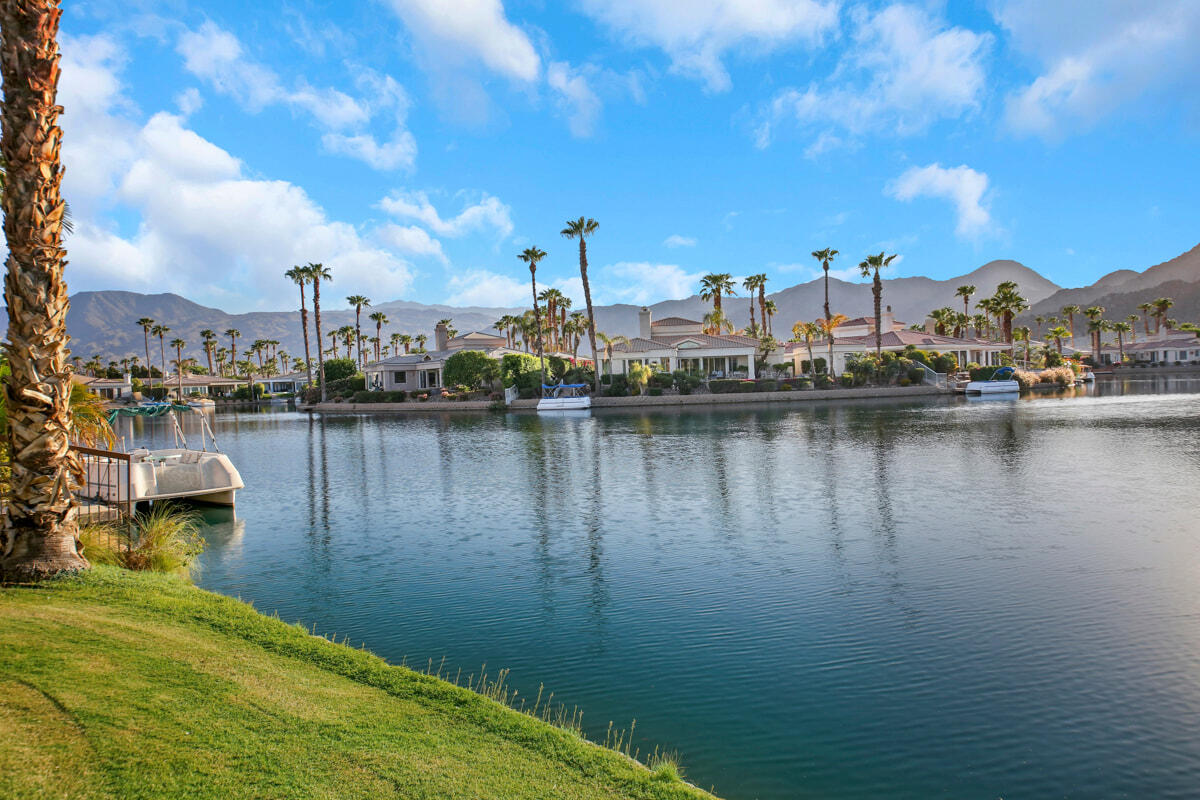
xmin=160 ymin=373 xmax=247 ymax=397
xmin=1102 ymin=330 xmax=1200 ymax=365
xmin=73 ymin=373 xmax=133 ymax=400
xmin=783 ymin=310 xmax=1011 ymax=374
xmin=609 ymin=309 xmax=761 ymax=378
xmin=363 ymin=322 xmax=581 ymax=393
xmin=263 ymin=371 xmax=310 ymax=394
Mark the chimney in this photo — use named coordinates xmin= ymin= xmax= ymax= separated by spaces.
xmin=434 ymin=322 xmax=449 ymax=351
xmin=881 ymin=305 xmax=894 ymax=333
xmin=638 ymin=307 xmax=652 ymax=339
xmin=924 ymin=317 xmax=937 ymax=334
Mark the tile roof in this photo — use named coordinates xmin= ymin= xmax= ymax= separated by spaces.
xmin=613 ymin=333 xmax=759 ymax=353
xmin=650 ymin=317 xmax=702 ymax=327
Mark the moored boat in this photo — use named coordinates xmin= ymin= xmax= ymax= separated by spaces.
xmin=964 ymin=366 xmax=1020 ymax=394
xmin=537 ymin=382 xmax=591 ymax=411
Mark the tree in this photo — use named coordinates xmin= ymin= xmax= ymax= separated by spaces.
xmin=792 ymin=321 xmax=821 ymax=376
xmin=742 ymin=274 xmax=765 ymax=332
xmin=1034 ymin=315 xmax=1045 ymax=342
xmin=0 ymin=0 xmax=90 ymax=579
xmin=763 ymin=299 xmax=777 ymax=336
xmin=308 ymin=263 xmax=331 ymax=401
xmin=1014 ymin=326 xmax=1032 ymax=368
xmin=224 ymin=329 xmax=240 ymax=378
xmin=812 ymin=248 xmax=838 ymax=326
xmin=346 ymin=294 xmax=371 ymax=367
xmin=369 ymin=311 xmax=388 ymax=362
xmin=928 ymin=307 xmax=955 ymax=336
xmin=414 ymin=333 xmax=427 ymax=352
xmin=699 ymin=273 xmax=736 ymax=312
xmin=955 ymin=285 xmax=975 ymax=322
xmin=561 ymin=216 xmax=602 ymax=393
xmin=818 ymin=313 xmax=849 ymax=377
xmin=991 ymin=282 xmax=1029 ymax=358
xmin=285 ymin=265 xmax=314 ymax=389
xmin=199 ymin=329 xmax=216 ymax=376
xmin=858 ymin=251 xmax=897 ymax=355
xmin=1083 ymin=306 xmax=1105 ymax=360
xmin=1137 ymin=301 xmax=1154 ymax=336
xmin=1153 ymin=297 xmax=1173 ymax=333
xmin=152 ymin=324 xmax=170 ymax=387
xmin=136 ymin=317 xmax=155 ymax=387
xmin=518 ymin=246 xmax=548 ymax=389
xmin=702 ymin=308 xmax=734 ymax=335
xmin=1047 ymin=325 xmax=1070 ymax=355
xmin=170 ymin=338 xmax=186 ymax=397
xmin=1061 ymin=305 xmax=1081 ymax=348
xmin=595 ymin=332 xmax=628 ymax=377
xmin=1125 ymin=314 xmax=1140 ymax=344
xmin=443 ymin=350 xmax=497 ymax=390
xmin=1112 ymin=321 xmax=1131 ymax=361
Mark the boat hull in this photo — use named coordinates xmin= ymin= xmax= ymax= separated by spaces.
xmin=537 ymin=396 xmax=592 ymax=411
xmin=965 ymin=380 xmax=1020 ymax=394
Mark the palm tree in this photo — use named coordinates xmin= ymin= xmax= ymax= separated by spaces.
xmin=399 ymin=333 xmax=412 ymax=354
xmin=151 ymin=324 xmax=170 ymax=389
xmin=1112 ymin=321 xmax=1131 ymax=361
xmin=1153 ymin=297 xmax=1173 ymax=333
xmin=519 ymin=246 xmax=548 ymax=388
xmin=595 ymin=332 xmax=628 ymax=377
xmin=0 ymin=2 xmax=87 ymax=577
xmin=858 ymin=251 xmax=898 ymax=355
xmin=991 ymin=282 xmax=1029 ymax=358
xmin=170 ymin=338 xmax=186 ymax=397
xmin=198 ymin=329 xmax=216 ymax=376
xmin=224 ymin=329 xmax=240 ymax=377
xmin=368 ymin=311 xmax=388 ymax=362
xmin=414 ymin=333 xmax=427 ymax=352
xmin=742 ymin=274 xmax=765 ymax=332
xmin=956 ymin=285 xmax=976 ymax=322
xmin=1083 ymin=306 xmax=1105 ymax=359
xmin=1136 ymin=302 xmax=1154 ymax=337
xmin=285 ymin=265 xmax=314 ymax=389
xmin=763 ymin=299 xmax=778 ymax=336
xmin=928 ymin=307 xmax=955 ymax=336
xmin=390 ymin=332 xmax=403 ymax=358
xmin=136 ymin=317 xmax=156 ymax=387
xmin=561 ymin=216 xmax=602 ymax=391
xmin=1047 ymin=325 xmax=1070 ymax=355
xmin=699 ymin=273 xmax=736 ymax=313
xmin=792 ymin=320 xmax=822 ymax=376
xmin=1034 ymin=315 xmax=1045 ymax=342
xmin=1014 ymin=326 xmax=1032 ymax=368
xmin=306 ymin=263 xmax=332 ymax=400
xmin=818 ymin=313 xmax=849 ymax=377
xmin=1060 ymin=305 xmax=1081 ymax=349
xmin=337 ymin=325 xmax=355 ymax=359
xmin=812 ymin=248 xmax=838 ymax=325
xmin=702 ymin=308 xmax=734 ymax=335
xmin=345 ymin=294 xmax=370 ymax=367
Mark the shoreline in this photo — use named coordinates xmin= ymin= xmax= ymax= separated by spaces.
xmin=299 ymin=384 xmax=949 ymax=414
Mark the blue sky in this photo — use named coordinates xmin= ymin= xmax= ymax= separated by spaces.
xmin=58 ymin=0 xmax=1200 ymax=313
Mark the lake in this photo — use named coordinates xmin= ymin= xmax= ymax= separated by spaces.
xmin=114 ymin=376 xmax=1200 ymax=799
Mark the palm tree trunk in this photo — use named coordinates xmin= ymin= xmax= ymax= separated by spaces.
xmin=159 ymin=336 xmax=167 ymax=390
xmin=0 ymin=0 xmax=89 ymax=580
xmin=758 ymin=287 xmax=766 ymax=337
xmin=823 ymin=268 xmax=831 ymax=325
xmin=299 ymin=286 xmax=312 ymax=388
xmin=313 ymin=279 xmax=325 ymax=401
xmin=579 ymin=239 xmax=601 ymax=394
xmin=143 ymin=329 xmax=152 ymax=387
xmin=873 ymin=272 xmax=882 ymax=356
xmin=531 ymin=271 xmax=545 ymax=388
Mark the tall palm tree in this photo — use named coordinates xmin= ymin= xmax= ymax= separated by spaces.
xmin=0 ymin=0 xmax=86 ymax=578
xmin=858 ymin=251 xmax=898 ymax=355
xmin=928 ymin=307 xmax=955 ymax=336
xmin=224 ymin=329 xmax=240 ymax=377
xmin=170 ymin=338 xmax=186 ymax=397
xmin=991 ymin=282 xmax=1030 ymax=358
xmin=414 ymin=333 xmax=427 ymax=352
xmin=369 ymin=311 xmax=388 ymax=362
xmin=1060 ymin=305 xmax=1081 ymax=348
xmin=818 ymin=313 xmax=849 ymax=377
xmin=791 ymin=320 xmax=822 ymax=376
xmin=199 ymin=329 xmax=216 ymax=375
xmin=285 ymin=265 xmax=314 ymax=389
xmin=390 ymin=332 xmax=403 ymax=358
xmin=306 ymin=263 xmax=332 ymax=400
xmin=763 ymin=299 xmax=778 ymax=336
xmin=1136 ymin=301 xmax=1154 ymax=337
xmin=1034 ymin=315 xmax=1045 ymax=342
xmin=812 ymin=248 xmax=838 ymax=324
xmin=743 ymin=274 xmax=765 ymax=332
xmin=702 ymin=308 xmax=735 ymax=335
xmin=1083 ymin=306 xmax=1105 ymax=359
xmin=152 ymin=324 xmax=170 ymax=388
xmin=955 ymin=285 xmax=976 ymax=322
xmin=519 ymin=246 xmax=548 ymax=387
xmin=1112 ymin=321 xmax=1131 ymax=362
xmin=699 ymin=273 xmax=736 ymax=313
xmin=1153 ymin=297 xmax=1173 ymax=333
xmin=1014 ymin=326 xmax=1032 ymax=368
xmin=561 ymin=216 xmax=602 ymax=392
xmin=136 ymin=317 xmax=155 ymax=386
xmin=1047 ymin=325 xmax=1070 ymax=355
xmin=1125 ymin=314 xmax=1140 ymax=344
xmin=595 ymin=332 xmax=628 ymax=377
xmin=345 ymin=294 xmax=371 ymax=367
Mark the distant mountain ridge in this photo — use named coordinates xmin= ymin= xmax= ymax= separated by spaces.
xmin=7 ymin=244 xmax=1197 ymax=363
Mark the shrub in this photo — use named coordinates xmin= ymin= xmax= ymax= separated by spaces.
xmin=757 ymin=379 xmax=777 ymax=392
xmin=932 ymin=353 xmax=958 ymax=373
xmin=604 ymin=375 xmax=629 ymax=397
xmin=1039 ymin=366 xmax=1075 ymax=386
xmin=708 ymin=379 xmax=739 ymax=394
xmin=351 ymin=390 xmax=394 ymax=403
xmin=385 ymin=390 xmax=407 ymax=402
xmin=501 ymin=353 xmax=542 ymax=386
xmin=1044 ymin=350 xmax=1064 ymax=367
xmin=970 ymin=366 xmax=1000 ymax=381
xmin=547 ymin=356 xmax=568 ymax=381
xmin=232 ymin=383 xmax=265 ymax=401
xmin=443 ymin=350 xmax=499 ymax=390
xmin=1013 ymin=369 xmax=1039 ymax=390
xmin=815 ymin=374 xmax=835 ymax=389
xmin=322 ymin=357 xmax=357 ymax=383
xmin=899 ymin=377 xmax=912 ymax=386
xmin=907 ymin=367 xmax=926 ymax=384
xmin=648 ymin=387 xmax=663 ymax=396
xmin=327 ymin=375 xmax=365 ymax=397
xmin=778 ymin=382 xmax=794 ymax=391
xmin=672 ymin=370 xmax=701 ymax=395
xmin=80 ymin=505 xmax=205 ymax=580
xmin=801 ymin=357 xmax=827 ymax=374
xmin=794 ymin=376 xmax=813 ymax=388
xmin=838 ymin=374 xmax=854 ymax=388
xmin=648 ymin=371 xmax=675 ymax=389
xmin=563 ymin=365 xmax=595 ymax=386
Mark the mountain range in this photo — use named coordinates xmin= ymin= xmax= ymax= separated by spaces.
xmin=9 ymin=243 xmax=1198 ymax=365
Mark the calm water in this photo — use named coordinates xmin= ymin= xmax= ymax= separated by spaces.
xmin=117 ymin=377 xmax=1200 ymax=799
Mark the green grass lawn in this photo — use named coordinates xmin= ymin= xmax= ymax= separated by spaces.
xmin=0 ymin=567 xmax=717 ymax=800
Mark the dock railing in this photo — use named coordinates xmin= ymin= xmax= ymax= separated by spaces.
xmin=914 ymin=361 xmax=947 ymax=388
xmin=71 ymin=445 xmax=135 ymax=527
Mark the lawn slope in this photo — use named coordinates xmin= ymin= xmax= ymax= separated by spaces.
xmin=0 ymin=568 xmax=716 ymax=800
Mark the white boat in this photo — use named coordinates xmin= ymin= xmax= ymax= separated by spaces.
xmin=964 ymin=366 xmax=1020 ymax=394
xmin=88 ymin=404 xmax=245 ymax=507
xmin=537 ymin=382 xmax=592 ymax=411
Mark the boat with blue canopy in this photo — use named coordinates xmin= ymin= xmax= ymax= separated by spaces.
xmin=537 ymin=382 xmax=592 ymax=411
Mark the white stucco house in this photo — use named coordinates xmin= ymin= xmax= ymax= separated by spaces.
xmin=609 ymin=309 xmax=762 ymax=378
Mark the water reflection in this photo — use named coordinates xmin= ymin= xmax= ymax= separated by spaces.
xmin=125 ymin=386 xmax=1200 ymax=800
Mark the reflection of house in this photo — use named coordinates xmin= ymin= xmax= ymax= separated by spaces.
xmin=609 ymin=309 xmax=761 ymax=378
xmin=1102 ymin=330 xmax=1200 ymax=364
xmin=784 ymin=310 xmax=1011 ymax=373
xmin=363 ymin=322 xmax=579 ymax=393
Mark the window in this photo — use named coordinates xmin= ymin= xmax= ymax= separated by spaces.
xmin=392 ymin=371 xmax=407 ymax=384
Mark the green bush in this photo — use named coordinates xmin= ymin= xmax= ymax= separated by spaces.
xmin=801 ymin=358 xmax=827 ymax=374
xmin=232 ymin=383 xmax=265 ymax=401
xmin=672 ymin=370 xmax=701 ymax=395
xmin=604 ymin=375 xmax=629 ymax=396
xmin=328 ymin=375 xmax=365 ymax=397
xmin=384 ymin=390 xmax=406 ymax=402
xmin=757 ymin=379 xmax=777 ymax=392
xmin=547 ymin=356 xmax=568 ymax=381
xmin=778 ymin=382 xmax=794 ymax=391
xmin=815 ymin=374 xmax=835 ymax=389
xmin=648 ymin=387 xmax=663 ymax=396
xmin=648 ymin=371 xmax=675 ymax=389
xmin=969 ymin=366 xmax=999 ymax=381
xmin=351 ymin=390 xmax=395 ymax=403
xmin=443 ymin=350 xmax=499 ymax=390
xmin=907 ymin=367 xmax=926 ymax=384
xmin=323 ymin=358 xmax=357 ymax=383
xmin=838 ymin=374 xmax=854 ymax=388
xmin=1044 ymin=350 xmax=1064 ymax=367
xmin=708 ymin=379 xmax=739 ymax=394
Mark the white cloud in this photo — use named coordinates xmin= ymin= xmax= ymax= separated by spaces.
xmin=379 ymin=191 xmax=513 ymax=239
xmin=177 ymin=22 xmax=415 ymax=170
xmin=663 ymin=234 xmax=697 ymax=248
xmin=886 ymin=163 xmax=992 ymax=238
xmin=756 ymin=4 xmax=991 ymax=148
xmin=377 ymin=224 xmax=447 ymax=263
xmin=593 ymin=262 xmax=705 ymax=304
xmin=445 ymin=269 xmax=531 ymax=307
xmin=175 ymin=87 xmax=203 ymax=116
xmin=580 ymin=0 xmax=838 ymax=92
xmin=547 ymin=61 xmax=602 ymax=138
xmin=995 ymin=0 xmax=1200 ymax=137
xmin=384 ymin=0 xmax=539 ymax=82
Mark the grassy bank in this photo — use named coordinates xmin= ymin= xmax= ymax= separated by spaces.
xmin=0 ymin=567 xmax=716 ymax=800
